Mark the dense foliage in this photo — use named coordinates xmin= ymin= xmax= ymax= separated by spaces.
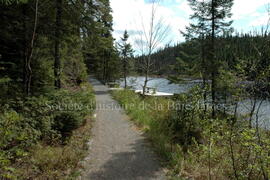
xmin=0 ymin=83 xmax=95 ymax=179
xmin=0 ymin=0 xmax=120 ymax=94
xmin=112 ymin=89 xmax=270 ymax=179
xmin=0 ymin=0 xmax=114 ymax=178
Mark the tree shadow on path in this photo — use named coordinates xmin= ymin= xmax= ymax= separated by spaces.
xmin=85 ymin=139 xmax=165 ymax=180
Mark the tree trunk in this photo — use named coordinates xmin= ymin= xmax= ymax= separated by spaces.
xmin=143 ymin=56 xmax=150 ymax=95
xmin=124 ymin=58 xmax=127 ymax=88
xmin=27 ymin=0 xmax=38 ymax=95
xmin=54 ymin=0 xmax=62 ymax=89
xmin=229 ymin=122 xmax=239 ymax=180
xmin=23 ymin=4 xmax=28 ymax=94
xmin=106 ymin=52 xmax=109 ymax=82
xmin=211 ymin=0 xmax=216 ymax=118
xmin=23 ymin=0 xmax=39 ymax=95
xmin=201 ymin=34 xmax=207 ymax=114
xmin=102 ymin=50 xmax=107 ymax=83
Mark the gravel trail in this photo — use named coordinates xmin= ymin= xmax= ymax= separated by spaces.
xmin=80 ymin=77 xmax=166 ymax=180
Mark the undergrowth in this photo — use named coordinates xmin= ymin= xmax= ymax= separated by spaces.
xmin=0 ymin=83 xmax=95 ymax=179
xmin=111 ymin=89 xmax=270 ymax=180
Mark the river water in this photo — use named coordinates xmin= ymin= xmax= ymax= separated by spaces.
xmin=118 ymin=76 xmax=270 ymax=129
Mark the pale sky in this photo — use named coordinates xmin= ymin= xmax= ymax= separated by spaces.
xmin=111 ymin=0 xmax=270 ymax=51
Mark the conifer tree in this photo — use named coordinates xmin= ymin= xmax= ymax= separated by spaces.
xmin=82 ymin=0 xmax=120 ymax=83
xmin=118 ymin=30 xmax=133 ymax=88
xmin=184 ymin=0 xmax=234 ymax=116
xmin=183 ymin=0 xmax=209 ymax=111
xmin=207 ymin=0 xmax=234 ymax=116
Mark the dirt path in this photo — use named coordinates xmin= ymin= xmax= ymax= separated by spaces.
xmin=80 ymin=77 xmax=166 ymax=180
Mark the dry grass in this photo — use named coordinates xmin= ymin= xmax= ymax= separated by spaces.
xmin=13 ymin=117 xmax=93 ymax=180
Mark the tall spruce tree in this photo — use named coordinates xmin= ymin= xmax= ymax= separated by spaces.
xmin=207 ymin=0 xmax=234 ymax=117
xmin=185 ymin=0 xmax=234 ymax=116
xmin=183 ymin=0 xmax=209 ymax=112
xmin=82 ymin=0 xmax=120 ymax=83
xmin=118 ymin=30 xmax=133 ymax=88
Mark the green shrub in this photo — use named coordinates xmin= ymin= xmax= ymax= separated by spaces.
xmin=165 ymin=88 xmax=205 ymax=149
xmin=53 ymin=112 xmax=83 ymax=138
xmin=62 ymin=36 xmax=88 ymax=86
xmin=0 ymin=110 xmax=39 ymax=178
xmin=0 ymin=83 xmax=95 ymax=179
xmin=21 ymin=96 xmax=56 ymax=140
xmin=0 ymin=110 xmax=39 ymax=151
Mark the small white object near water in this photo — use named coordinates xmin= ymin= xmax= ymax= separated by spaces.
xmin=134 ymin=90 xmax=174 ymax=97
xmin=109 ymin=87 xmax=124 ymax=90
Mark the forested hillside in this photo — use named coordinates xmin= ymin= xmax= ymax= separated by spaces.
xmin=140 ymin=33 xmax=270 ymax=80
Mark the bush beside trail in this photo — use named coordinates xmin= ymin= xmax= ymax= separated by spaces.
xmin=0 ymin=83 xmax=95 ymax=179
